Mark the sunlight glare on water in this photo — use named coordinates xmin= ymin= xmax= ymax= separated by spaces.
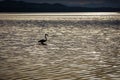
xmin=0 ymin=13 xmax=120 ymax=80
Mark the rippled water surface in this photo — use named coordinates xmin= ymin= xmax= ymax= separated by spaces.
xmin=0 ymin=13 xmax=120 ymax=80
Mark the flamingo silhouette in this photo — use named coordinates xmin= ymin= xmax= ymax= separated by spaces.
xmin=38 ymin=34 xmax=48 ymax=45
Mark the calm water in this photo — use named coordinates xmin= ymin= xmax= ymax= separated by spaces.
xmin=0 ymin=13 xmax=120 ymax=80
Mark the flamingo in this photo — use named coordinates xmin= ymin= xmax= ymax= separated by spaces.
xmin=38 ymin=34 xmax=48 ymax=45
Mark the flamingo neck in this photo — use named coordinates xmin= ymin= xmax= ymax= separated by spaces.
xmin=45 ymin=35 xmax=47 ymax=41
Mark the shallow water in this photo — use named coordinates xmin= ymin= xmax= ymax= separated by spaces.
xmin=0 ymin=14 xmax=120 ymax=80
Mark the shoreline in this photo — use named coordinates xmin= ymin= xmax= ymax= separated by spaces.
xmin=0 ymin=12 xmax=120 ymax=16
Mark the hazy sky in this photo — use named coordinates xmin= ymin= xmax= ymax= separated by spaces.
xmin=1 ymin=0 xmax=120 ymax=8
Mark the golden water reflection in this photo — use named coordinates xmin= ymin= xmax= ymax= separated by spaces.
xmin=0 ymin=14 xmax=120 ymax=80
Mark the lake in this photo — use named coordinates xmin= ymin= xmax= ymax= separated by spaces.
xmin=0 ymin=12 xmax=120 ymax=80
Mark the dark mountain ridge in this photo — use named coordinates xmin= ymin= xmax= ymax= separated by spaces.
xmin=0 ymin=0 xmax=120 ymax=12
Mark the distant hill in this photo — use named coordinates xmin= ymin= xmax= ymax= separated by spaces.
xmin=0 ymin=0 xmax=120 ymax=12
